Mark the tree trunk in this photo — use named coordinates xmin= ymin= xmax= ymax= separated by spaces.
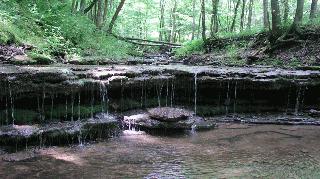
xmin=247 ymin=0 xmax=253 ymax=29
xmin=170 ymin=0 xmax=177 ymax=43
xmin=159 ymin=0 xmax=165 ymax=41
xmin=191 ymin=0 xmax=196 ymax=40
xmin=283 ymin=0 xmax=289 ymax=24
xmin=107 ymin=0 xmax=126 ymax=33
xmin=201 ymin=0 xmax=206 ymax=41
xmin=293 ymin=0 xmax=304 ymax=25
xmin=263 ymin=0 xmax=270 ymax=29
xmin=230 ymin=0 xmax=241 ymax=32
xmin=210 ymin=0 xmax=219 ymax=36
xmin=240 ymin=0 xmax=246 ymax=31
xmin=271 ymin=0 xmax=281 ymax=36
xmin=80 ymin=0 xmax=86 ymax=13
xmin=103 ymin=0 xmax=108 ymax=22
xmin=96 ymin=0 xmax=103 ymax=29
xmin=310 ymin=0 xmax=318 ymax=19
xmin=84 ymin=0 xmax=98 ymax=14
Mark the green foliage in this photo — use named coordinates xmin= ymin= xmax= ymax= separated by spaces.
xmin=175 ymin=39 xmax=204 ymax=57
xmin=0 ymin=0 xmax=131 ymax=60
xmin=27 ymin=52 xmax=54 ymax=65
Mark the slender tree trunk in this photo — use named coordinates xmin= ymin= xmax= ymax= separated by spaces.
xmin=263 ymin=0 xmax=270 ymax=29
xmin=197 ymin=12 xmax=201 ymax=39
xmin=96 ymin=0 xmax=103 ymax=28
xmin=210 ymin=0 xmax=219 ymax=36
xmin=191 ymin=0 xmax=196 ymax=40
xmin=201 ymin=0 xmax=206 ymax=41
xmin=283 ymin=0 xmax=289 ymax=24
xmin=310 ymin=0 xmax=318 ymax=19
xmin=271 ymin=0 xmax=281 ymax=36
xmin=80 ymin=0 xmax=86 ymax=13
xmin=247 ymin=0 xmax=253 ymax=29
xmin=84 ymin=0 xmax=98 ymax=14
xmin=103 ymin=0 xmax=108 ymax=22
xmin=72 ymin=0 xmax=77 ymax=13
xmin=231 ymin=0 xmax=241 ymax=32
xmin=240 ymin=0 xmax=246 ymax=31
xmin=159 ymin=0 xmax=165 ymax=41
xmin=107 ymin=0 xmax=126 ymax=33
xmin=170 ymin=0 xmax=177 ymax=43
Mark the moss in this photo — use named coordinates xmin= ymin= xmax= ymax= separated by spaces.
xmin=27 ymin=52 xmax=54 ymax=65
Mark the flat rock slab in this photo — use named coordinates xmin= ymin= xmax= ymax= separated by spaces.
xmin=0 ymin=113 xmax=120 ymax=146
xmin=147 ymin=107 xmax=194 ymax=122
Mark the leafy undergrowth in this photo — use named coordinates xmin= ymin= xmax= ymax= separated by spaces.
xmin=0 ymin=0 xmax=132 ymax=64
xmin=176 ymin=23 xmax=320 ymax=68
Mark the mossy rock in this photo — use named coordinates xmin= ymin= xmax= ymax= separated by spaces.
xmin=27 ymin=52 xmax=54 ymax=65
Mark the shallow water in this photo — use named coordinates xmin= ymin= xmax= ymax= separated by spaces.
xmin=1 ymin=124 xmax=320 ymax=178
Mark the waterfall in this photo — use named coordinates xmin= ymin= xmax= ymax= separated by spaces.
xmin=71 ymin=92 xmax=74 ymax=122
xmin=233 ymin=82 xmax=237 ymax=115
xmin=166 ymin=79 xmax=169 ymax=107
xmin=50 ymin=95 xmax=54 ymax=121
xmin=294 ymin=86 xmax=302 ymax=116
xmin=194 ymin=73 xmax=198 ymax=115
xmin=141 ymin=81 xmax=144 ymax=108
xmin=225 ymin=82 xmax=230 ymax=115
xmin=100 ymin=82 xmax=106 ymax=113
xmin=41 ymin=90 xmax=46 ymax=121
xmin=171 ymin=79 xmax=175 ymax=107
xmin=65 ymin=98 xmax=68 ymax=120
xmin=5 ymin=96 xmax=8 ymax=125
xmin=78 ymin=92 xmax=81 ymax=121
xmin=8 ymin=82 xmax=15 ymax=125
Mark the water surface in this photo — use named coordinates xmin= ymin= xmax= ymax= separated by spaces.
xmin=1 ymin=124 xmax=320 ymax=178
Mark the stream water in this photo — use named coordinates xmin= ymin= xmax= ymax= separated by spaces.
xmin=1 ymin=124 xmax=320 ymax=178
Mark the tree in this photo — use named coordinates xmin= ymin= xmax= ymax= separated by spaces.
xmin=263 ymin=0 xmax=270 ymax=29
xmin=271 ymin=0 xmax=281 ymax=36
xmin=170 ymin=0 xmax=177 ymax=42
xmin=283 ymin=0 xmax=289 ymax=24
xmin=210 ymin=0 xmax=219 ymax=36
xmin=191 ymin=0 xmax=196 ymax=40
xmin=310 ymin=0 xmax=318 ymax=19
xmin=107 ymin=0 xmax=126 ymax=33
xmin=201 ymin=0 xmax=206 ymax=41
xmin=240 ymin=0 xmax=246 ymax=31
xmin=159 ymin=0 xmax=165 ymax=41
xmin=230 ymin=0 xmax=241 ymax=32
xmin=293 ymin=0 xmax=304 ymax=25
xmin=247 ymin=0 xmax=253 ymax=29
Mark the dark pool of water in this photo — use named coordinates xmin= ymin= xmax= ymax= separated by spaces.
xmin=1 ymin=124 xmax=320 ymax=178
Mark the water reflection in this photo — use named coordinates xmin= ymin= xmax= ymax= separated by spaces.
xmin=1 ymin=124 xmax=320 ymax=178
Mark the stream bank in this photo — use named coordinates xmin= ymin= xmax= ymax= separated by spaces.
xmin=0 ymin=64 xmax=319 ymax=150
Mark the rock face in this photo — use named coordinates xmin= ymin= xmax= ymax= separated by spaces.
xmin=123 ymin=107 xmax=215 ymax=130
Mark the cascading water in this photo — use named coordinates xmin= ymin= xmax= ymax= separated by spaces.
xmin=194 ymin=73 xmax=198 ymax=115
xmin=294 ymin=86 xmax=302 ymax=116
xmin=233 ymin=82 xmax=237 ymax=115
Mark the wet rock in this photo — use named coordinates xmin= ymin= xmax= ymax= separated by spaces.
xmin=0 ymin=113 xmax=120 ymax=147
xmin=123 ymin=108 xmax=210 ymax=130
xmin=147 ymin=107 xmax=193 ymax=122
xmin=309 ymin=109 xmax=320 ymax=117
xmin=2 ymin=151 xmax=37 ymax=162
xmin=193 ymin=117 xmax=217 ymax=131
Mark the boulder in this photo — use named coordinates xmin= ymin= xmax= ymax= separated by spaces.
xmin=309 ymin=109 xmax=320 ymax=117
xmin=122 ymin=108 xmax=214 ymax=130
xmin=147 ymin=107 xmax=194 ymax=122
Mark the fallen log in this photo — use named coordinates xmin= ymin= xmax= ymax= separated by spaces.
xmin=112 ymin=34 xmax=182 ymax=48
